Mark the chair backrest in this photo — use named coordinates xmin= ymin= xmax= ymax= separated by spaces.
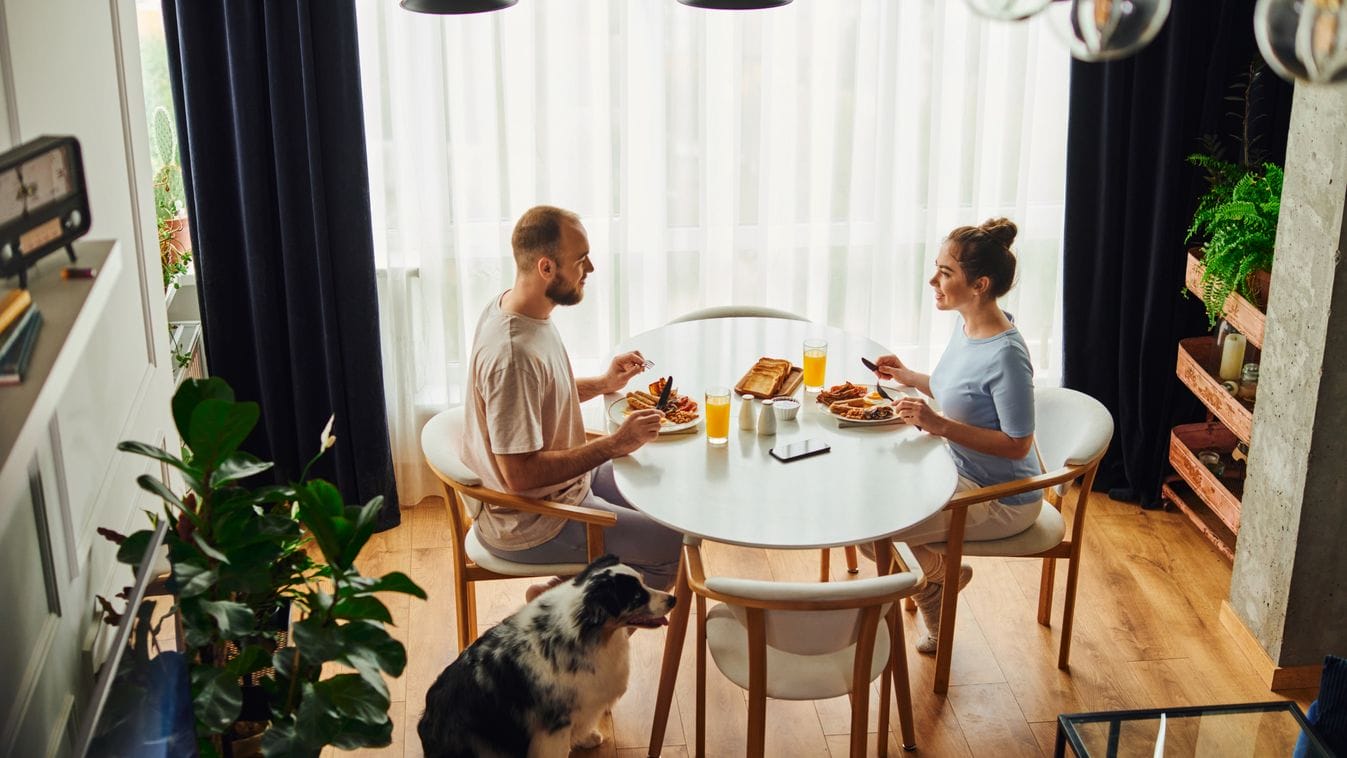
xmin=421 ymin=406 xmax=485 ymax=527
xmin=667 ymin=306 xmax=809 ymax=325
xmin=705 ymin=571 xmax=920 ymax=656
xmin=1033 ymin=387 xmax=1114 ymax=473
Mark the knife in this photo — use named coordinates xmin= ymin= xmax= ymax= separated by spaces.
xmin=655 ymin=376 xmax=674 ymax=411
xmin=860 ymin=357 xmax=892 ymax=401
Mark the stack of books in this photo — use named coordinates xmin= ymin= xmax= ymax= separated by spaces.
xmin=0 ymin=288 xmax=43 ymax=385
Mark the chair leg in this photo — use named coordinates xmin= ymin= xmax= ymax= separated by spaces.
xmin=845 ymin=545 xmax=859 ymax=574
xmin=696 ymin=595 xmax=707 ymax=758
xmin=888 ymin=608 xmax=916 ymax=751
xmin=820 ymin=548 xmax=832 ymax=582
xmin=455 ymin=576 xmax=476 ymax=653
xmin=933 ymin=513 xmax=967 ymax=696
xmin=1059 ymin=555 xmax=1082 ymax=670
xmin=648 ymin=552 xmax=693 ymax=757
xmin=849 ymin=681 xmax=870 ymax=758
xmin=746 ymin=609 xmax=768 ymax=758
xmin=904 ymin=596 xmax=916 ymax=613
xmin=1038 ymin=557 xmax=1056 ymax=627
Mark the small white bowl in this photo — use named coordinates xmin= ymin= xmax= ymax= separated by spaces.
xmin=772 ymin=397 xmax=800 ymax=421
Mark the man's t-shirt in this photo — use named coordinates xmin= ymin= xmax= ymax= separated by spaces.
xmin=459 ymin=293 xmax=590 ymax=549
xmin=928 ymin=315 xmax=1042 ymax=505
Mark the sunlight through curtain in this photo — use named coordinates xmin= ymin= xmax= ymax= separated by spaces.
xmin=356 ymin=0 xmax=1070 ymax=505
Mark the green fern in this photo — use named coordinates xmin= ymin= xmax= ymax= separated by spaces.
xmin=1185 ymin=161 xmax=1282 ymax=326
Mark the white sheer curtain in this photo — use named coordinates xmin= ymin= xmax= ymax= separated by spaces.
xmin=356 ymin=0 xmax=1070 ymax=506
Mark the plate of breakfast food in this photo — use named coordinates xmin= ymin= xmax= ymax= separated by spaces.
xmin=608 ymin=378 xmax=702 ymax=433
xmin=735 ymin=356 xmax=803 ymax=399
xmin=817 ymin=381 xmax=901 ymax=424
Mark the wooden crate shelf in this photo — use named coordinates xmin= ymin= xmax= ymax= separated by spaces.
xmin=1162 ymin=478 xmax=1237 ymax=561
xmin=1175 ymin=337 xmax=1258 ymax=445
xmin=1169 ymin=421 xmax=1245 ymax=534
xmin=1185 ymin=250 xmax=1267 ymax=349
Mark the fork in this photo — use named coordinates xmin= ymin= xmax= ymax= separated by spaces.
xmin=640 ymin=358 xmax=655 ymax=371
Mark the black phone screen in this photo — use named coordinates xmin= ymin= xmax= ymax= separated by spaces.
xmin=769 ymin=438 xmax=832 ymax=463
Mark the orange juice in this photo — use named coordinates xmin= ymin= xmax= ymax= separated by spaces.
xmin=802 ymin=349 xmax=827 ymax=389
xmin=705 ymin=392 xmax=731 ymax=444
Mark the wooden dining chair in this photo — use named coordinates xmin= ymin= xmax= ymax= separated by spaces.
xmin=921 ymin=387 xmax=1114 ymax=694
xmin=685 ymin=539 xmax=926 ymax=757
xmin=420 ymin=407 xmax=617 ymax=652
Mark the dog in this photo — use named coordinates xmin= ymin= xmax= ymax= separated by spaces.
xmin=418 ymin=555 xmax=677 ymax=758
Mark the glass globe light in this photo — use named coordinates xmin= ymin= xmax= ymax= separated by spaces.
xmin=965 ymin=0 xmax=1054 ymax=22
xmin=1254 ymin=0 xmax=1347 ymax=84
xmin=1047 ymin=0 xmax=1173 ymax=62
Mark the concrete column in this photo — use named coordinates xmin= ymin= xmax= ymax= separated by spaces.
xmin=1228 ymin=82 xmax=1347 ymax=675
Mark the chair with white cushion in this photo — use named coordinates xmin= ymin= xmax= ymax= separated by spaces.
xmin=666 ymin=305 xmax=809 ymax=325
xmin=685 ymin=540 xmax=926 ymax=756
xmin=421 ymin=407 xmax=616 ymax=652
xmin=923 ymin=386 xmax=1114 ymax=694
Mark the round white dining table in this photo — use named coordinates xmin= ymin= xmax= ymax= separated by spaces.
xmin=603 ymin=317 xmax=958 ymax=757
xmin=606 ymin=317 xmax=959 ymax=549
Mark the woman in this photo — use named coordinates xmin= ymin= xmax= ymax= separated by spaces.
xmin=871 ymin=217 xmax=1041 ymax=653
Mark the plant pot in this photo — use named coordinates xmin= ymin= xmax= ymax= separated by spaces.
xmin=161 ymin=215 xmax=192 ymax=263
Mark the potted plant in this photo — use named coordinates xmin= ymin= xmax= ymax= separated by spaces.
xmin=152 ymin=106 xmax=193 ymax=291
xmin=100 ymin=377 xmax=424 ymax=757
xmin=1185 ymin=61 xmax=1284 ymax=327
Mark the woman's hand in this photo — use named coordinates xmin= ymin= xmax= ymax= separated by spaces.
xmin=875 ymin=354 xmax=932 ymax=396
xmin=895 ymin=397 xmax=942 ymax=434
xmin=873 ymin=354 xmax=908 ymax=382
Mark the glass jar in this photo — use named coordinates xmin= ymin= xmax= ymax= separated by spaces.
xmin=1238 ymin=363 xmax=1260 ymax=402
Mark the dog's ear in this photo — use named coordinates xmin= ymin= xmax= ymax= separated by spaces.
xmin=570 ymin=554 xmax=621 ymax=587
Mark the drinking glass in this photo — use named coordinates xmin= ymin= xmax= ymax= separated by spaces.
xmin=802 ymin=338 xmax=828 ymax=391
xmin=704 ymin=387 xmax=731 ymax=445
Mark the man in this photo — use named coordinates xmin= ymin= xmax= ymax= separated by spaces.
xmin=459 ymin=205 xmax=682 ymax=593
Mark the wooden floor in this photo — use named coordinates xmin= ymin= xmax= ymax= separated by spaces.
xmin=336 ymin=489 xmax=1314 ymax=757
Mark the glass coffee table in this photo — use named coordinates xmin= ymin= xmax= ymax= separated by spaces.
xmin=1055 ymin=701 xmax=1330 ymax=757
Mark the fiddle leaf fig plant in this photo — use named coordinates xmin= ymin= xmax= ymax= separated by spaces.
xmin=105 ymin=377 xmax=424 ymax=757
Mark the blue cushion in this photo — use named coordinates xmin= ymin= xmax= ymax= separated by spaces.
xmin=1296 ymin=655 xmax=1347 ymax=757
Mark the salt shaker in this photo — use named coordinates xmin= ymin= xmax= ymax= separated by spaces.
xmin=756 ymin=398 xmax=777 ymax=436
xmin=739 ymin=394 xmax=756 ymax=431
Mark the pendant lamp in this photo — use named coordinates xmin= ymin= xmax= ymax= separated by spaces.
xmin=400 ymin=0 xmax=517 ymax=14
xmin=1045 ymin=0 xmax=1172 ymax=62
xmin=676 ymin=0 xmax=793 ymax=9
xmin=1254 ymin=0 xmax=1347 ymax=84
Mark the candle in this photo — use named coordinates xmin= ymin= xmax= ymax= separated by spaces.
xmin=1219 ymin=333 xmax=1247 ymax=381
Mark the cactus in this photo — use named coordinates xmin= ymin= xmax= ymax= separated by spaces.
xmin=151 ymin=106 xmax=176 ymax=167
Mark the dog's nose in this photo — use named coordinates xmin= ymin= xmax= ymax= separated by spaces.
xmin=667 ymin=595 xmax=677 ymax=608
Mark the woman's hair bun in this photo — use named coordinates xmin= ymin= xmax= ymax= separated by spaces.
xmin=978 ymin=217 xmax=1017 ymax=248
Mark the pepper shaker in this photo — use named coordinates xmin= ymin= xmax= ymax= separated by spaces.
xmin=756 ymin=398 xmax=777 ymax=435
xmin=739 ymin=394 xmax=756 ymax=431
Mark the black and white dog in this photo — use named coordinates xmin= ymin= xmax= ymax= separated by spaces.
xmin=418 ymin=555 xmax=676 ymax=758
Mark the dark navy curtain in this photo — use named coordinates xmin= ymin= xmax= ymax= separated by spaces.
xmin=162 ymin=0 xmax=399 ymax=529
xmin=1062 ymin=0 xmax=1293 ymax=508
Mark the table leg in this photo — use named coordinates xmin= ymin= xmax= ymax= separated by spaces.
xmin=1106 ymin=719 xmax=1120 ymax=757
xmin=1054 ymin=721 xmax=1066 ymax=758
xmin=647 ymin=547 xmax=692 ymax=757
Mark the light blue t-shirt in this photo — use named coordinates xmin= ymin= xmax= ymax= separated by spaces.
xmin=929 ymin=316 xmax=1041 ymax=505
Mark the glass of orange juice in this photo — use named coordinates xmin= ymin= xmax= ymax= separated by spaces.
xmin=802 ymin=338 xmax=828 ymax=390
xmin=704 ymin=387 xmax=731 ymax=445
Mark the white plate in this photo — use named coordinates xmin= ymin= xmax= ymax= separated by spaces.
xmin=608 ymin=397 xmax=701 ymax=433
xmin=827 ymin=403 xmax=902 ymax=425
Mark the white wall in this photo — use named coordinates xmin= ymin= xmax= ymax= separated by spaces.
xmin=0 ymin=0 xmax=175 ymax=754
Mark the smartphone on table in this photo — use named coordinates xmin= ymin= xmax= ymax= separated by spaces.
xmin=769 ymin=438 xmax=832 ymax=463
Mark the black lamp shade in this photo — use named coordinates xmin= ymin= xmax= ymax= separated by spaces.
xmin=676 ymin=0 xmax=793 ymax=8
xmin=400 ymin=0 xmax=517 ymax=14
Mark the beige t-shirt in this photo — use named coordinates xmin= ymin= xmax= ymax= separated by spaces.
xmin=459 ymin=293 xmax=591 ymax=550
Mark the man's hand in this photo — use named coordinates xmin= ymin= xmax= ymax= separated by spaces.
xmin=602 ymin=350 xmax=648 ymax=394
xmin=608 ymin=408 xmax=663 ymax=456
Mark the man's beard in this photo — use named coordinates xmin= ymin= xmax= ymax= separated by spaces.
xmin=546 ymin=278 xmax=584 ymax=306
